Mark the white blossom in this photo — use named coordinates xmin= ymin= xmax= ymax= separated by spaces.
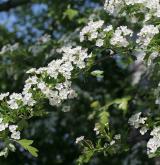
xmin=0 ymin=119 xmax=21 ymax=141
xmin=75 ymin=136 xmax=84 ymax=144
xmin=0 ymin=148 xmax=8 ymax=157
xmin=7 ymin=93 xmax=23 ymax=110
xmin=110 ymin=26 xmax=133 ymax=47
xmin=0 ymin=123 xmax=7 ymax=132
xmin=80 ymin=20 xmax=104 ymax=42
xmin=9 ymin=125 xmax=18 ymax=133
xmin=110 ymin=140 xmax=116 ymax=145
xmin=10 ymin=93 xmax=22 ymax=100
xmin=26 ymin=68 xmax=36 ymax=74
xmin=147 ymin=127 xmax=160 ymax=154
xmin=7 ymin=100 xmax=19 ymax=110
xmin=104 ymin=0 xmax=124 ymax=16
xmin=0 ymin=92 xmax=9 ymax=101
xmin=114 ymin=134 xmax=121 ymax=140
xmin=128 ymin=112 xmax=147 ymax=129
xmin=96 ymin=39 xmax=104 ymax=47
xmin=11 ymin=131 xmax=21 ymax=140
xmin=23 ymin=93 xmax=36 ymax=106
xmin=136 ymin=25 xmax=159 ymax=48
xmin=103 ymin=25 xmax=113 ymax=32
xmin=147 ymin=136 xmax=160 ymax=154
xmin=140 ymin=126 xmax=148 ymax=135
xmin=94 ymin=126 xmax=100 ymax=135
xmin=104 ymin=0 xmax=160 ymax=18
xmin=25 ymin=76 xmax=38 ymax=85
xmin=8 ymin=143 xmax=16 ymax=152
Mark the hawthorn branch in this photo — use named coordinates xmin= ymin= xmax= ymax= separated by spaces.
xmin=0 ymin=0 xmax=31 ymax=12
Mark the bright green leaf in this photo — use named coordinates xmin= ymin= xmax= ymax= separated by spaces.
xmin=17 ymin=139 xmax=38 ymax=157
xmin=64 ymin=8 xmax=78 ymax=20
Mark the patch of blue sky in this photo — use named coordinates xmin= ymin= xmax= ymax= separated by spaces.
xmin=0 ymin=11 xmax=17 ymax=32
xmin=0 ymin=3 xmax=48 ymax=42
xmin=31 ymin=3 xmax=48 ymax=16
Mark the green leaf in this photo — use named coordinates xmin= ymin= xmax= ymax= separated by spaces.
xmin=77 ymin=150 xmax=94 ymax=165
xmin=90 ymin=101 xmax=100 ymax=109
xmin=64 ymin=8 xmax=78 ymax=20
xmin=114 ymin=96 xmax=131 ymax=113
xmin=91 ymin=70 xmax=104 ymax=78
xmin=99 ymin=111 xmax=109 ymax=125
xmin=17 ymin=139 xmax=33 ymax=146
xmin=17 ymin=139 xmax=38 ymax=157
xmin=100 ymin=96 xmax=131 ymax=114
xmin=27 ymin=146 xmax=38 ymax=157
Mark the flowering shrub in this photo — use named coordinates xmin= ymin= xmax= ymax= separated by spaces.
xmin=0 ymin=0 xmax=160 ymax=164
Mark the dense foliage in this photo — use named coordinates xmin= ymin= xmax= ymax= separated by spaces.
xmin=0 ymin=0 xmax=160 ymax=164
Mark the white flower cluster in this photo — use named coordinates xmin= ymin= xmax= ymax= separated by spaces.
xmin=9 ymin=125 xmax=21 ymax=140
xmin=104 ymin=0 xmax=160 ymax=18
xmin=80 ymin=20 xmax=113 ymax=48
xmin=0 ymin=46 xmax=91 ymax=109
xmin=80 ymin=20 xmax=104 ymax=42
xmin=2 ymin=89 xmax=36 ymax=110
xmin=23 ymin=80 xmax=36 ymax=107
xmin=136 ymin=25 xmax=159 ymax=48
xmin=1 ymin=44 xmax=90 ymax=151
xmin=79 ymin=19 xmax=134 ymax=49
xmin=110 ymin=26 xmax=133 ymax=47
xmin=32 ymin=46 xmax=89 ymax=106
xmin=48 ymin=81 xmax=77 ymax=106
xmin=7 ymin=93 xmax=23 ymax=110
xmin=95 ymin=25 xmax=113 ymax=47
xmin=104 ymin=0 xmax=124 ymax=16
xmin=0 ymin=43 xmax=19 ymax=54
xmin=0 ymin=118 xmax=20 ymax=140
xmin=128 ymin=112 xmax=148 ymax=135
xmin=0 ymin=92 xmax=9 ymax=101
xmin=147 ymin=127 xmax=160 ymax=154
